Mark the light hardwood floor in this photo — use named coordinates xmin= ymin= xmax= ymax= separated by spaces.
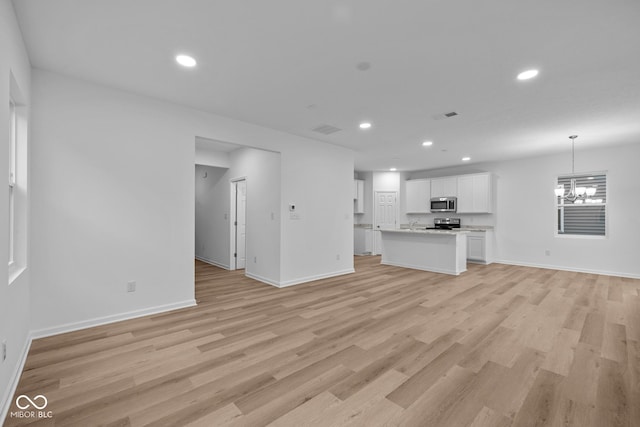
xmin=5 ymin=257 xmax=640 ymax=426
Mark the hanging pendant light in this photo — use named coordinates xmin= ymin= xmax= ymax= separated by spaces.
xmin=555 ymin=135 xmax=596 ymax=202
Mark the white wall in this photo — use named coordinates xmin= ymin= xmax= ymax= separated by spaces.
xmin=194 ymin=146 xmax=282 ymax=283
xmin=29 ymin=68 xmax=355 ymax=335
xmin=195 ymin=165 xmax=230 ymax=268
xmin=229 ymin=147 xmax=281 ymax=284
xmin=403 ymin=143 xmax=640 ymax=277
xmin=30 ymin=71 xmax=198 ymax=335
xmin=0 ymin=0 xmax=31 ymax=421
xmin=195 ymin=146 xmax=230 ymax=169
xmin=279 ymin=144 xmax=354 ymax=285
xmin=372 ymin=171 xmax=401 ymax=192
xmin=491 ymin=143 xmax=640 ymax=278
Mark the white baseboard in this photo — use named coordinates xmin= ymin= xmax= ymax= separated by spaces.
xmin=381 ymin=261 xmax=464 ymax=276
xmin=245 ymin=271 xmax=281 ymax=287
xmin=277 ymin=268 xmax=356 ymax=288
xmin=1 ymin=333 xmax=33 ymax=425
xmin=195 ymin=256 xmax=230 ymax=270
xmin=245 ymin=268 xmax=356 ymax=288
xmin=495 ymin=259 xmax=640 ymax=279
xmin=30 ymin=299 xmax=197 ymax=340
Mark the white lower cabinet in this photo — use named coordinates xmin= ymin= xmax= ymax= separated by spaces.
xmin=466 ymin=230 xmax=493 ymax=264
xmin=354 ymin=228 xmax=373 ymax=255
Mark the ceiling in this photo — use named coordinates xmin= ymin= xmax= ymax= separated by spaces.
xmin=12 ymin=0 xmax=640 ymax=171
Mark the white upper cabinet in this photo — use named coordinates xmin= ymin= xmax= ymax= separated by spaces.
xmin=405 ymin=179 xmax=431 ymax=213
xmin=456 ymin=173 xmax=492 ymax=213
xmin=430 ymin=177 xmax=457 ymax=198
xmin=354 ymin=179 xmax=365 ymax=214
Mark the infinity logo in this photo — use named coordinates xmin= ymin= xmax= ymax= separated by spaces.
xmin=16 ymin=395 xmax=48 ymax=410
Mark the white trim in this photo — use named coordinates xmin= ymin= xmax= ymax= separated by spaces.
xmin=554 ymin=233 xmax=607 ymax=240
xmin=495 ymin=259 xmax=640 ymax=280
xmin=554 ymin=171 xmax=608 ymax=238
xmin=373 ymin=190 xmax=399 ymax=255
xmin=380 ymin=260 xmax=465 ymax=276
xmin=30 ymin=299 xmax=197 ymax=340
xmin=0 ymin=334 xmax=32 ymax=425
xmin=245 ymin=268 xmax=356 ymax=288
xmin=229 ymin=176 xmax=248 ymax=271
xmin=245 ymin=271 xmax=281 ymax=287
xmin=195 ymin=255 xmax=230 ymax=270
xmin=277 ymin=269 xmax=356 ymax=288
xmin=7 ymin=264 xmax=25 ymax=286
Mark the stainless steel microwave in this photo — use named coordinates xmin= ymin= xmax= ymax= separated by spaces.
xmin=430 ymin=197 xmax=457 ymax=213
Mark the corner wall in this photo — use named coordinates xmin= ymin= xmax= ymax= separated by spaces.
xmin=230 ymin=148 xmax=281 ymax=285
xmin=29 ymin=68 xmax=354 ymax=335
xmin=195 ymin=165 xmax=230 ymax=268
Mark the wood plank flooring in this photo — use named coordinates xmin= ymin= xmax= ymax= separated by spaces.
xmin=5 ymin=257 xmax=640 ymax=426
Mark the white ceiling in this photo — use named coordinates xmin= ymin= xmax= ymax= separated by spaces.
xmin=12 ymin=0 xmax=640 ymax=171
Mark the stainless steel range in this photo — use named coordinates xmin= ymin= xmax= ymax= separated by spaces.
xmin=425 ymin=217 xmax=461 ymax=230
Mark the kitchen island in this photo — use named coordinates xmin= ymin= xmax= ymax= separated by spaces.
xmin=380 ymin=229 xmax=469 ymax=275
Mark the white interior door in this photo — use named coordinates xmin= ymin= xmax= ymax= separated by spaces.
xmin=374 ymin=191 xmax=398 ymax=255
xmin=235 ymin=180 xmax=247 ymax=269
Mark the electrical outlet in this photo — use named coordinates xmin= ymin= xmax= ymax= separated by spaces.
xmin=336 ymin=254 xmax=340 ymax=261
xmin=254 ymin=256 xmax=257 ymax=263
xmin=127 ymin=281 xmax=136 ymax=292
xmin=545 ymin=250 xmax=551 ymax=256
xmin=2 ymin=340 xmax=7 ymax=362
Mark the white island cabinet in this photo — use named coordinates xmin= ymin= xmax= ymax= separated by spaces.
xmin=380 ymin=229 xmax=469 ymax=275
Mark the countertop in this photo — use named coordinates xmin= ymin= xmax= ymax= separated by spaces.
xmin=381 ymin=228 xmax=470 ymax=236
xmin=400 ymin=224 xmax=493 ymax=232
xmin=354 ymin=224 xmax=373 ymax=229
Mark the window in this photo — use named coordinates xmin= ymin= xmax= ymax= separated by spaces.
xmin=8 ymin=75 xmax=28 ymax=284
xmin=556 ymin=173 xmax=606 ymax=236
xmin=8 ymin=98 xmax=16 ymax=265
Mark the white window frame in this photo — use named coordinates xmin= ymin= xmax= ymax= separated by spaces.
xmin=8 ymin=75 xmax=28 ymax=285
xmin=8 ymin=98 xmax=16 ymax=267
xmin=554 ymin=172 xmax=607 ymax=239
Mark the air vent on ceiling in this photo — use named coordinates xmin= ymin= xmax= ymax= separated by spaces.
xmin=312 ymin=124 xmax=342 ymax=135
xmin=432 ymin=111 xmax=459 ymax=120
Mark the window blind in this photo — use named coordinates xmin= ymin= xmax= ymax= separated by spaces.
xmin=557 ymin=173 xmax=606 ymax=236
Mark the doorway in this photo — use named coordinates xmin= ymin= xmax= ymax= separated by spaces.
xmin=373 ymin=191 xmax=398 ymax=255
xmin=232 ymin=179 xmax=247 ymax=269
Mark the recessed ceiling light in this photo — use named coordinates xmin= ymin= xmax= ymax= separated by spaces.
xmin=422 ymin=141 xmax=433 ymax=147
xmin=462 ymin=157 xmax=471 ymax=161
xmin=356 ymin=61 xmax=372 ymax=71
xmin=390 ymin=168 xmax=397 ymax=172
xmin=517 ymin=69 xmax=538 ymax=80
xmin=359 ymin=122 xmax=372 ymax=129
xmin=176 ymin=54 xmax=197 ymax=67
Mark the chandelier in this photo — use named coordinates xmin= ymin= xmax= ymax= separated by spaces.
xmin=554 ymin=135 xmax=597 ymax=203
